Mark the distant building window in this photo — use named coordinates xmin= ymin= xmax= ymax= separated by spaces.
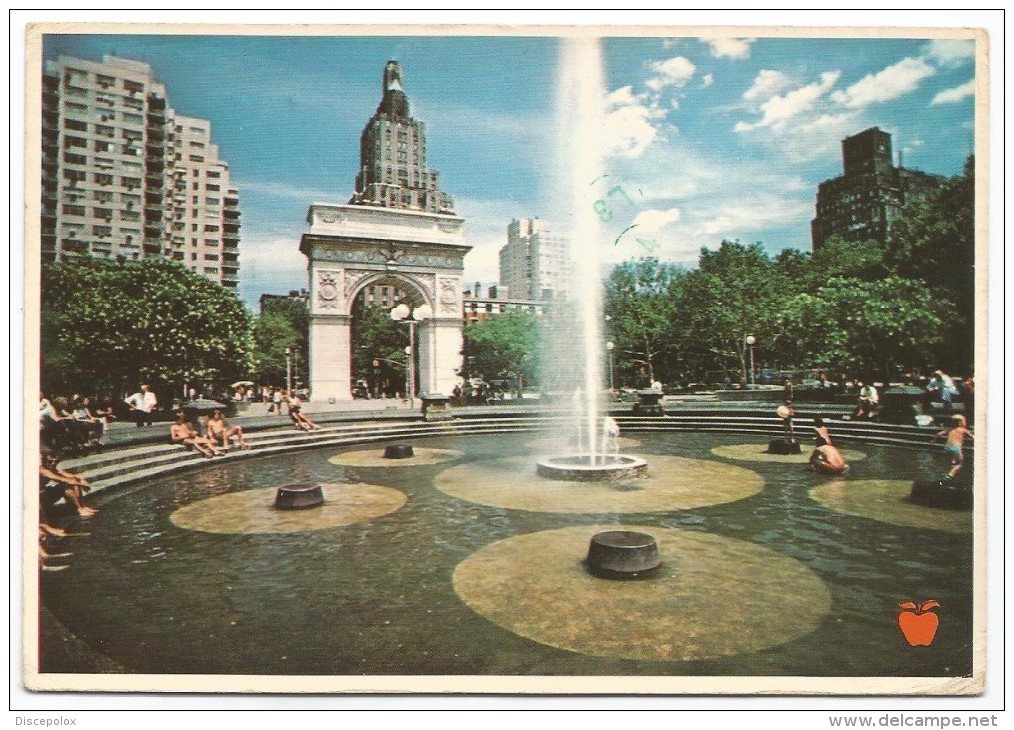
xmin=189 ymin=154 xmax=204 ymax=162
xmin=64 ymin=119 xmax=87 ymax=131
xmin=207 ymin=170 xmax=220 ymax=179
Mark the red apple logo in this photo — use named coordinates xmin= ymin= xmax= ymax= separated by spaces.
xmin=898 ymin=600 xmax=940 ymax=646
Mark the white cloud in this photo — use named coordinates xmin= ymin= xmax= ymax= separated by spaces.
xmin=605 ymin=85 xmax=639 ymax=107
xmin=646 ymin=56 xmax=696 ymax=92
xmin=742 ymin=69 xmax=794 ymax=102
xmin=830 ymin=57 xmax=935 ymax=108
xmin=737 ymin=71 xmax=841 ymax=132
xmin=632 ymin=207 xmax=681 ymax=233
xmin=925 ymin=39 xmax=976 ymax=66
xmin=703 ymin=37 xmax=755 ymax=60
xmin=931 ymin=79 xmax=975 ymax=105
xmin=237 ymin=232 xmax=311 ymax=307
xmin=700 ymin=73 xmax=714 ymax=88
xmin=910 ymin=138 xmax=925 ymax=147
xmin=603 ymin=86 xmax=666 ymax=158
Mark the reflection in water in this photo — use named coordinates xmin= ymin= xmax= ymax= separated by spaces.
xmin=40 ymin=432 xmax=974 ymax=678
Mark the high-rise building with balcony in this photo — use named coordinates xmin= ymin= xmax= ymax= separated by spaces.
xmin=41 ymin=54 xmax=240 ymax=289
xmin=498 ymin=218 xmax=571 ymax=300
xmin=167 ymin=115 xmax=240 ymax=288
xmin=810 ymin=127 xmax=943 ymax=250
xmin=348 ymin=60 xmax=454 ymax=214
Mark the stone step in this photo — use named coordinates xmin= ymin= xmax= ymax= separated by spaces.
xmin=67 ymin=414 xmax=957 ymax=498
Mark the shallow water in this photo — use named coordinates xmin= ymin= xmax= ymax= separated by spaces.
xmin=40 ymin=432 xmax=974 ymax=677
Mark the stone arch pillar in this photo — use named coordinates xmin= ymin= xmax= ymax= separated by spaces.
xmin=299 ymin=204 xmax=471 ymax=402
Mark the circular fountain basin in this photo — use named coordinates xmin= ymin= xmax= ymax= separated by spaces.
xmin=536 ymin=454 xmax=647 ymax=482
xmin=585 ymin=530 xmax=662 ymax=579
xmin=273 ymin=483 xmax=325 ymax=510
xmin=383 ymin=444 xmax=415 ymax=459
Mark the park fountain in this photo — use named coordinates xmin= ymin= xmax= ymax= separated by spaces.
xmin=536 ymin=37 xmax=645 ymax=482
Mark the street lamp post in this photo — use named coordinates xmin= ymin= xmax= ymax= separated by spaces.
xmin=390 ymin=303 xmax=432 ymax=408
xmin=606 ymin=341 xmax=615 ymax=391
xmin=285 ymin=347 xmax=292 ymax=396
xmin=745 ymin=335 xmax=756 ymax=389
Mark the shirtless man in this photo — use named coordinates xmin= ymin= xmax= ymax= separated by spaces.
xmin=170 ymin=413 xmax=222 ymax=457
xmin=206 ymin=409 xmax=249 ymax=449
xmin=932 ymin=414 xmax=973 ymax=479
xmin=812 ymin=416 xmax=833 ymax=446
xmin=40 ymin=448 xmax=97 ymax=517
xmin=809 ymin=443 xmax=849 ymax=474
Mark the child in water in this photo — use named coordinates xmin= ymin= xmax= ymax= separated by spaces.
xmin=932 ymin=414 xmax=973 ymax=480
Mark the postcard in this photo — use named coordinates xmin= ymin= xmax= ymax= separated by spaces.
xmin=22 ymin=20 xmax=989 ymax=697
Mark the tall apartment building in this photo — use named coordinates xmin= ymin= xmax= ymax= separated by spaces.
xmin=41 ymin=55 xmax=240 ymax=289
xmin=810 ymin=127 xmax=943 ymax=250
xmin=168 ymin=115 xmax=240 ymax=287
xmin=498 ymin=218 xmax=572 ymax=300
xmin=349 ymin=60 xmax=454 ymax=214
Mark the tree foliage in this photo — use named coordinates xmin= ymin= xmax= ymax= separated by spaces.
xmin=41 ymin=258 xmax=254 ymax=396
xmin=603 ymin=258 xmax=684 ymax=384
xmin=463 ymin=310 xmax=541 ymax=389
xmin=252 ymin=295 xmax=309 ymax=386
xmin=350 ymin=303 xmax=409 ymax=384
xmin=777 ymin=277 xmax=957 ymax=381
xmin=676 ymin=241 xmax=792 ymax=385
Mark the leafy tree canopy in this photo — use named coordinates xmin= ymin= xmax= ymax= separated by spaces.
xmin=463 ymin=310 xmax=541 ymax=389
xmin=41 ymin=257 xmax=254 ymax=397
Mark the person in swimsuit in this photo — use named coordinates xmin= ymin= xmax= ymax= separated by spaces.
xmin=812 ymin=416 xmax=832 ymax=447
xmin=170 ymin=412 xmax=222 ymax=458
xmin=206 ymin=409 xmax=250 ymax=449
xmin=809 ymin=443 xmax=849 ymax=474
xmin=932 ymin=414 xmax=973 ymax=479
xmin=40 ymin=447 xmax=97 ymax=517
xmin=287 ymin=394 xmax=319 ymax=431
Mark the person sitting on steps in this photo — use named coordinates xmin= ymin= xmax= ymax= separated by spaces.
xmin=170 ymin=412 xmax=223 ymax=458
xmin=206 ymin=409 xmax=250 ymax=450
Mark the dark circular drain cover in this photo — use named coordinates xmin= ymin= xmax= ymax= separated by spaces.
xmin=274 ymin=483 xmax=325 ymax=510
xmin=383 ymin=444 xmax=415 ymax=459
xmin=585 ymin=530 xmax=662 ymax=579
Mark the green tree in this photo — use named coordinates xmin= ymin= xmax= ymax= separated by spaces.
xmin=810 ymin=235 xmax=889 ymax=283
xmin=351 ymin=303 xmax=409 ymax=390
xmin=41 ymin=258 xmax=254 ymax=398
xmin=776 ymin=276 xmax=957 ymax=381
xmin=678 ymin=240 xmax=795 ymax=385
xmin=252 ymin=310 xmax=300 ymax=386
xmin=886 ymin=157 xmax=975 ymax=370
xmin=462 ymin=310 xmax=541 ymax=391
xmin=603 ymin=258 xmax=684 ymax=386
xmin=252 ymin=294 xmax=309 ymax=387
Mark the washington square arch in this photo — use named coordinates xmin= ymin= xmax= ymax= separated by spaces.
xmin=299 ymin=60 xmax=471 ymax=402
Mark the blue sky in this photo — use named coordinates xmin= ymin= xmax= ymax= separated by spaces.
xmin=42 ymin=31 xmax=978 ymax=309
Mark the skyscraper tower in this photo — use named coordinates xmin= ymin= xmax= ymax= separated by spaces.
xmin=349 ymin=61 xmax=454 ymax=214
